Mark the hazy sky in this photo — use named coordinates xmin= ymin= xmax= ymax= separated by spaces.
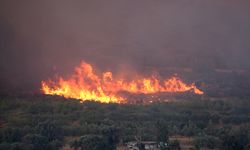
xmin=0 ymin=0 xmax=250 ymax=91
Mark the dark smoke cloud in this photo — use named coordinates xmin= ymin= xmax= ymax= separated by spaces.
xmin=0 ymin=0 xmax=250 ymax=92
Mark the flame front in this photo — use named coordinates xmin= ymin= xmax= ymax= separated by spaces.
xmin=41 ymin=61 xmax=203 ymax=103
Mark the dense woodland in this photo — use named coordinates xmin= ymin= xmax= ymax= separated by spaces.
xmin=1 ymin=94 xmax=250 ymax=150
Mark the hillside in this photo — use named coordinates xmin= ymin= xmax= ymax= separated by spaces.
xmin=1 ymin=95 xmax=250 ymax=149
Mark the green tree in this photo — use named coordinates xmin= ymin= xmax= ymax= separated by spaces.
xmin=1 ymin=127 xmax=22 ymax=143
xmin=156 ymin=121 xmax=169 ymax=150
xmin=75 ymin=135 xmax=109 ymax=150
xmin=220 ymin=128 xmax=250 ymax=150
xmin=22 ymin=134 xmax=49 ymax=150
xmin=36 ymin=120 xmax=63 ymax=142
xmin=102 ymin=127 xmax=120 ymax=150
xmin=48 ymin=139 xmax=63 ymax=150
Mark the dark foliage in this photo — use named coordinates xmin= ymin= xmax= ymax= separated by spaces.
xmin=1 ymin=95 xmax=250 ymax=149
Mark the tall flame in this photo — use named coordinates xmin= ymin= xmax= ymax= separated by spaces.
xmin=41 ymin=61 xmax=203 ymax=103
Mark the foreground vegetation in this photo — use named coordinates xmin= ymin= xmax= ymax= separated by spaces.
xmin=1 ymin=95 xmax=250 ymax=150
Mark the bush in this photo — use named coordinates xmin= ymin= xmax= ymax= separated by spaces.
xmin=36 ymin=120 xmax=63 ymax=141
xmin=48 ymin=139 xmax=63 ymax=150
xmin=22 ymin=134 xmax=49 ymax=150
xmin=0 ymin=127 xmax=22 ymax=143
xmin=194 ymin=134 xmax=219 ymax=149
xmin=220 ymin=128 xmax=250 ymax=150
xmin=71 ymin=134 xmax=110 ymax=150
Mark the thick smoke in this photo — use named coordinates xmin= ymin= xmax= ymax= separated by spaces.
xmin=0 ymin=0 xmax=250 ymax=93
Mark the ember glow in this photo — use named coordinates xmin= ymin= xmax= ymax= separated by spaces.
xmin=41 ymin=61 xmax=203 ymax=103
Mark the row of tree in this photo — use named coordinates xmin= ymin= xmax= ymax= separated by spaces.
xmin=1 ymin=95 xmax=250 ymax=149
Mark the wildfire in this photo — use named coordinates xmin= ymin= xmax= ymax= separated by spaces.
xmin=41 ymin=61 xmax=203 ymax=103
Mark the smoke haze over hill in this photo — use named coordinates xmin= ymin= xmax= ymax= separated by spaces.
xmin=0 ymin=0 xmax=250 ymax=92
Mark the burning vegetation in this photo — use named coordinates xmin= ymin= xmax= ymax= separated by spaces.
xmin=41 ymin=61 xmax=203 ymax=103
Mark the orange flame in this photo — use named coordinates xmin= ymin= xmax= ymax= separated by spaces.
xmin=41 ymin=61 xmax=203 ymax=103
